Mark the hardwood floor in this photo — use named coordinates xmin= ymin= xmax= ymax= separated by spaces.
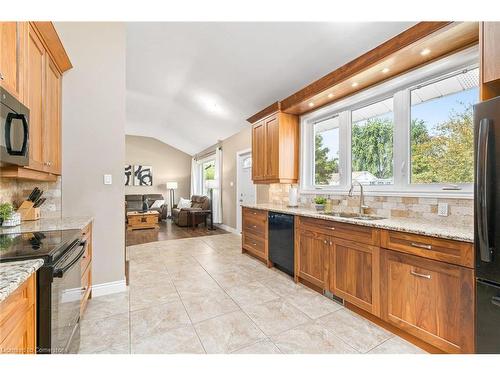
xmin=126 ymin=219 xmax=229 ymax=246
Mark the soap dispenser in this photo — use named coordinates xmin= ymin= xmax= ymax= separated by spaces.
xmin=324 ymin=195 xmax=333 ymax=214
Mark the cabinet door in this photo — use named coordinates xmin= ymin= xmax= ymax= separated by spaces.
xmin=330 ymin=238 xmax=380 ymax=316
xmin=26 ymin=25 xmax=46 ymax=172
xmin=252 ymin=121 xmax=266 ymax=181
xmin=381 ymin=249 xmax=474 ymax=353
xmin=297 ymin=229 xmax=329 ymax=288
xmin=482 ymin=22 xmax=500 ymax=84
xmin=264 ymin=114 xmax=279 ymax=179
xmin=44 ymin=56 xmax=61 ymax=174
xmin=0 ymin=22 xmax=21 ymax=98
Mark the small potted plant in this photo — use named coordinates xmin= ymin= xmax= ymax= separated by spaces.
xmin=0 ymin=202 xmax=14 ymax=226
xmin=314 ymin=196 xmax=327 ymax=212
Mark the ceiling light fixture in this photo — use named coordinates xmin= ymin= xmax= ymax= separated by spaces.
xmin=308 ymin=102 xmax=315 ymax=107
xmin=352 ymin=82 xmax=359 ymax=87
xmin=382 ymin=67 xmax=390 ymax=74
xmin=420 ymin=48 xmax=431 ymax=56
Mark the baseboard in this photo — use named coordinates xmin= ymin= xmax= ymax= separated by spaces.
xmin=218 ymin=224 xmax=241 ymax=235
xmin=91 ymin=279 xmax=128 ymax=297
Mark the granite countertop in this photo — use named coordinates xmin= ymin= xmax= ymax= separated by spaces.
xmin=243 ymin=203 xmax=474 ymax=243
xmin=0 ymin=216 xmax=93 ymax=235
xmin=0 ymin=259 xmax=44 ymax=303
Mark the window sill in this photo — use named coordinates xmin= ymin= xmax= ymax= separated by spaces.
xmin=299 ymin=188 xmax=473 ymax=200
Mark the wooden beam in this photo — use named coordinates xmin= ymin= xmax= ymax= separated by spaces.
xmin=280 ymin=22 xmax=453 ymax=112
xmin=31 ymin=22 xmax=72 ymax=73
xmin=246 ymin=101 xmax=280 ymax=124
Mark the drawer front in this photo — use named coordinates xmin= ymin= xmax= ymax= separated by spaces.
xmin=81 ymin=241 xmax=91 ymax=276
xmin=129 ymin=215 xmax=158 ymax=225
xmin=381 ymin=230 xmax=473 ymax=268
xmin=299 ymin=216 xmax=379 ymax=246
xmin=243 ymin=231 xmax=266 ymax=258
xmin=243 ymin=214 xmax=267 ymax=237
xmin=243 ymin=207 xmax=267 ymax=221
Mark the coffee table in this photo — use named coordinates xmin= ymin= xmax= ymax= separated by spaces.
xmin=126 ymin=210 xmax=160 ymax=231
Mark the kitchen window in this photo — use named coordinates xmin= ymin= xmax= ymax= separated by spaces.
xmin=410 ymin=68 xmax=478 ymax=185
xmin=314 ymin=115 xmax=340 ymax=186
xmin=300 ymin=47 xmax=478 ymax=196
xmin=351 ymin=98 xmax=394 ymax=186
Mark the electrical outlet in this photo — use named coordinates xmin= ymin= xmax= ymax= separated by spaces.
xmin=438 ymin=202 xmax=449 ymax=216
xmin=103 ymin=174 xmax=113 ymax=185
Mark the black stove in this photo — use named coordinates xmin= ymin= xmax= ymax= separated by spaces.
xmin=0 ymin=228 xmax=85 ymax=354
xmin=0 ymin=229 xmax=81 ymax=264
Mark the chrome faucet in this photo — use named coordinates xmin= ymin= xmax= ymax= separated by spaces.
xmin=348 ymin=181 xmax=369 ymax=216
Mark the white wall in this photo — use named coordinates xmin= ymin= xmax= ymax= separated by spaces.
xmin=56 ymin=22 xmax=126 ymax=286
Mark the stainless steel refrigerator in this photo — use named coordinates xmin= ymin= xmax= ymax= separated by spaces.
xmin=474 ymin=95 xmax=500 ymax=353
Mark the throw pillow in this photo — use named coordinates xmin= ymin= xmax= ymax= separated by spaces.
xmin=150 ymin=199 xmax=165 ymax=209
xmin=178 ymin=198 xmax=191 ymax=209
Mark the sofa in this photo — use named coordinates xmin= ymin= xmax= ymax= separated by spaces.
xmin=172 ymin=195 xmax=210 ymax=227
xmin=125 ymin=194 xmax=168 ymax=220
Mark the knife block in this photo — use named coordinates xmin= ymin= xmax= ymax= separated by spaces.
xmin=17 ymin=201 xmax=41 ymax=221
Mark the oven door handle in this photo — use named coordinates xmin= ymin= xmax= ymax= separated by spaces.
xmin=53 ymin=241 xmax=86 ymax=278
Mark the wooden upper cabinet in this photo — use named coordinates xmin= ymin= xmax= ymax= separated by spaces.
xmin=251 ymin=111 xmax=299 ymax=184
xmin=26 ymin=25 xmax=46 ymax=172
xmin=0 ymin=22 xmax=26 ymax=99
xmin=252 ymin=121 xmax=266 ymax=181
xmin=264 ymin=114 xmax=279 ymax=179
xmin=297 ymin=228 xmax=329 ymax=289
xmin=330 ymin=238 xmax=380 ymax=317
xmin=480 ymin=22 xmax=500 ymax=100
xmin=381 ymin=249 xmax=475 ymax=353
xmin=44 ymin=56 xmax=62 ymax=174
xmin=482 ymin=22 xmax=500 ymax=84
xmin=0 ymin=22 xmax=70 ymax=181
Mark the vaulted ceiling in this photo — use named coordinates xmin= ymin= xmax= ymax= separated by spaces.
xmin=126 ymin=22 xmax=416 ymax=155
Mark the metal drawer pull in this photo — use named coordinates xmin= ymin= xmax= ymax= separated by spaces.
xmin=410 ymin=270 xmax=431 ymax=279
xmin=329 ymin=241 xmax=333 ymax=246
xmin=253 ymin=225 xmax=257 ymax=228
xmin=324 ymin=240 xmax=327 ymax=244
xmin=410 ymin=242 xmax=432 ymax=250
xmin=492 ymin=297 xmax=500 ymax=308
xmin=330 ymin=227 xmax=335 ymax=230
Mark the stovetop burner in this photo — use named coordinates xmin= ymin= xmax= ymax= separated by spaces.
xmin=0 ymin=229 xmax=81 ymax=264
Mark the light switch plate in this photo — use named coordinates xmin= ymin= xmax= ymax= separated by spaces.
xmin=438 ymin=202 xmax=449 ymax=216
xmin=104 ymin=174 xmax=113 ymax=185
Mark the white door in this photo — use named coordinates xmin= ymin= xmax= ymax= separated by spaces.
xmin=236 ymin=150 xmax=256 ymax=233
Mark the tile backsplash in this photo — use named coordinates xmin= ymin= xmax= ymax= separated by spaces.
xmin=0 ymin=177 xmax=62 ymax=218
xmin=267 ymin=183 xmax=473 ymax=226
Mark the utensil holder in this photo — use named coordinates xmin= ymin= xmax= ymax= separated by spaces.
xmin=17 ymin=201 xmax=41 ymax=221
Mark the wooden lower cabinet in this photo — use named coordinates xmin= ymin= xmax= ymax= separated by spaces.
xmin=296 ymin=228 xmax=329 ymax=288
xmin=241 ymin=208 xmax=269 ymax=264
xmin=0 ymin=274 xmax=36 ymax=354
xmin=329 ymin=238 xmax=380 ymax=317
xmin=380 ymin=249 xmax=474 ymax=353
xmin=80 ymin=222 xmax=93 ymax=315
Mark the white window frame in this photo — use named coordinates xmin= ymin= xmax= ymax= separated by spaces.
xmin=300 ymin=46 xmax=478 ymax=198
xmin=197 ymin=155 xmax=216 ymax=196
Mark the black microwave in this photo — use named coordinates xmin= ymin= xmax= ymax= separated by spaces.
xmin=0 ymin=87 xmax=29 ymax=166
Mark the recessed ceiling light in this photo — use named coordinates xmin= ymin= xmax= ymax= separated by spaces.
xmin=420 ymin=48 xmax=431 ymax=56
xmin=382 ymin=67 xmax=390 ymax=74
xmin=351 ymin=82 xmax=359 ymax=87
xmin=308 ymin=102 xmax=315 ymax=107
xmin=328 ymin=93 xmax=334 ymax=98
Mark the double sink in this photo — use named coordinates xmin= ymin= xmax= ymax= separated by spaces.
xmin=320 ymin=211 xmax=386 ymax=221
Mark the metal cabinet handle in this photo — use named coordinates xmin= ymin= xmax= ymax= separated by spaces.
xmin=329 ymin=241 xmax=333 ymax=246
xmin=410 ymin=270 xmax=431 ymax=279
xmin=324 ymin=240 xmax=327 ymax=244
xmin=492 ymin=296 xmax=500 ymax=308
xmin=252 ymin=243 xmax=257 ymax=246
xmin=330 ymin=227 xmax=335 ymax=230
xmin=410 ymin=242 xmax=432 ymax=250
xmin=0 ymin=72 xmax=4 ymax=80
xmin=253 ymin=225 xmax=257 ymax=228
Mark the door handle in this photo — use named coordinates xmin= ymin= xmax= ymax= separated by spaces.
xmin=492 ymin=296 xmax=500 ymax=308
xmin=410 ymin=242 xmax=432 ymax=250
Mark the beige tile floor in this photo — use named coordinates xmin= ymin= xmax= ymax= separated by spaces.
xmin=78 ymin=234 xmax=426 ymax=354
